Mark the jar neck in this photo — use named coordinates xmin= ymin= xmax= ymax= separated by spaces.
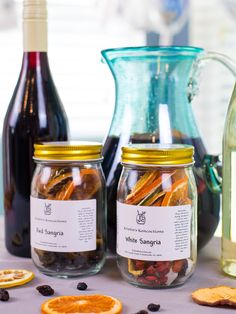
xmin=122 ymin=162 xmax=193 ymax=170
xmin=34 ymin=159 xmax=103 ymax=166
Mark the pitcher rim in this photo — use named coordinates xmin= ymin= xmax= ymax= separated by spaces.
xmin=101 ymin=45 xmax=204 ymax=60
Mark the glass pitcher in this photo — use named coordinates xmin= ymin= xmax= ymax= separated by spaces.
xmin=101 ymin=46 xmax=236 ymax=253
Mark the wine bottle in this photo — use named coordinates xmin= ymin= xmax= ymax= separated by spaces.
xmin=2 ymin=0 xmax=69 ymax=257
xmin=222 ymin=84 xmax=236 ymax=276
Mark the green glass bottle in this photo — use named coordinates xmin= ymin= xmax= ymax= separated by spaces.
xmin=222 ymin=84 xmax=236 ymax=276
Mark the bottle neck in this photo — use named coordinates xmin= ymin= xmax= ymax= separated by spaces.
xmin=23 ymin=0 xmax=48 ymax=52
xmin=23 ymin=19 xmax=48 ymax=52
xmin=22 ymin=52 xmax=49 ymax=71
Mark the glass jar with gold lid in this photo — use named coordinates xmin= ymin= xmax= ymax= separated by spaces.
xmin=117 ymin=144 xmax=197 ymax=288
xmin=31 ymin=142 xmax=106 ymax=278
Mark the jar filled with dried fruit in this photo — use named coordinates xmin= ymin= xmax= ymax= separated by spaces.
xmin=31 ymin=142 xmax=106 ymax=278
xmin=117 ymin=144 xmax=197 ymax=288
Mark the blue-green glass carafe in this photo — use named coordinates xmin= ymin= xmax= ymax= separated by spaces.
xmin=101 ymin=46 xmax=236 ymax=253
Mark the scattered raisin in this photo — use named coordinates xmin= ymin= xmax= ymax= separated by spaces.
xmin=0 ymin=289 xmax=9 ymax=301
xmin=36 ymin=285 xmax=54 ymax=296
xmin=135 ymin=311 xmax=148 ymax=314
xmin=147 ymin=303 xmax=161 ymax=311
xmin=77 ymin=282 xmax=88 ymax=291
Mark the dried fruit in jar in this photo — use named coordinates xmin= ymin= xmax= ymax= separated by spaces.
xmin=125 ymin=171 xmax=175 ymax=205
xmin=128 ymin=259 xmax=144 ymax=276
xmin=192 ymin=286 xmax=236 ymax=307
xmin=161 ymin=177 xmax=189 ymax=206
xmin=124 ymin=168 xmax=192 ymax=287
xmin=35 ymin=168 xmax=101 ymax=201
xmin=33 ymin=167 xmax=103 ymax=273
xmin=34 ymin=235 xmax=104 ymax=272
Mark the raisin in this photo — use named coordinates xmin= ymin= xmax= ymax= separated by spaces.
xmin=36 ymin=285 xmax=54 ymax=296
xmin=135 ymin=311 xmax=148 ymax=314
xmin=73 ymin=255 xmax=87 ymax=268
xmin=0 ymin=289 xmax=9 ymax=301
xmin=147 ymin=303 xmax=161 ymax=311
xmin=77 ymin=282 xmax=88 ymax=291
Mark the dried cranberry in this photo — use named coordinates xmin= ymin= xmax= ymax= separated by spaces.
xmin=145 ymin=275 xmax=157 ymax=281
xmin=135 ymin=260 xmax=146 ymax=270
xmin=0 ymin=289 xmax=9 ymax=301
xmin=158 ymin=275 xmax=168 ymax=285
xmin=155 ymin=261 xmax=171 ymax=273
xmin=36 ymin=285 xmax=54 ymax=296
xmin=157 ymin=267 xmax=170 ymax=277
xmin=137 ymin=277 xmax=152 ymax=285
xmin=147 ymin=303 xmax=161 ymax=312
xmin=146 ymin=265 xmax=156 ymax=275
xmin=172 ymin=259 xmax=186 ymax=273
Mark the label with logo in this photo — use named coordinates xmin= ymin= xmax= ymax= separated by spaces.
xmin=117 ymin=201 xmax=191 ymax=261
xmin=30 ymin=197 xmax=96 ymax=252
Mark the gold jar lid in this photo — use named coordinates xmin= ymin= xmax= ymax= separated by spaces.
xmin=122 ymin=144 xmax=194 ymax=166
xmin=34 ymin=141 xmax=103 ymax=161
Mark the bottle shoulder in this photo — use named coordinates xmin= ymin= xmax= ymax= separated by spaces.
xmin=6 ymin=67 xmax=63 ymax=111
xmin=3 ymin=52 xmax=68 ymax=138
xmin=3 ymin=71 xmax=67 ymax=130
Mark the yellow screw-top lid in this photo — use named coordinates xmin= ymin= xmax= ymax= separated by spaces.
xmin=34 ymin=142 xmax=103 ymax=161
xmin=122 ymin=144 xmax=194 ymax=166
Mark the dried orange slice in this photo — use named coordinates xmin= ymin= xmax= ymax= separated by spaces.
xmin=192 ymin=286 xmax=236 ymax=307
xmin=128 ymin=259 xmax=143 ymax=276
xmin=56 ymin=180 xmax=75 ymax=200
xmin=161 ymin=177 xmax=188 ymax=206
xmin=41 ymin=295 xmax=122 ymax=314
xmin=46 ymin=172 xmax=72 ymax=195
xmin=129 ymin=171 xmax=158 ymax=196
xmin=0 ymin=269 xmax=34 ymax=288
xmin=139 ymin=190 xmax=165 ymax=206
xmin=126 ymin=171 xmax=175 ymax=205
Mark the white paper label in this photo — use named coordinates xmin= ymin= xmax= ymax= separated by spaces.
xmin=30 ymin=197 xmax=96 ymax=252
xmin=117 ymin=201 xmax=191 ymax=261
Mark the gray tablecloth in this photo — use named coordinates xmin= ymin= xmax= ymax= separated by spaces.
xmin=0 ymin=217 xmax=235 ymax=314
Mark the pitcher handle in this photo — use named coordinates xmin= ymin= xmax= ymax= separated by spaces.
xmin=201 ymin=52 xmax=236 ymax=76
xmin=202 ymin=154 xmax=222 ymax=193
xmin=195 ymin=52 xmax=236 ymax=193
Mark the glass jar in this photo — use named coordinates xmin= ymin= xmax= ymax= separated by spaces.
xmin=31 ymin=142 xmax=106 ymax=278
xmin=117 ymin=144 xmax=197 ymax=288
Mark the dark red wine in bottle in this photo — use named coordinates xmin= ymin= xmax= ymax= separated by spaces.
xmin=2 ymin=0 xmax=69 ymax=257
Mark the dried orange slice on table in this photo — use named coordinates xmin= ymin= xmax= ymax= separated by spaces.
xmin=0 ymin=269 xmax=34 ymax=288
xmin=41 ymin=295 xmax=122 ymax=314
xmin=192 ymin=286 xmax=236 ymax=307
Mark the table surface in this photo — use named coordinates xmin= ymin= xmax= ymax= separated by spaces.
xmin=1 ymin=217 xmax=236 ymax=314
